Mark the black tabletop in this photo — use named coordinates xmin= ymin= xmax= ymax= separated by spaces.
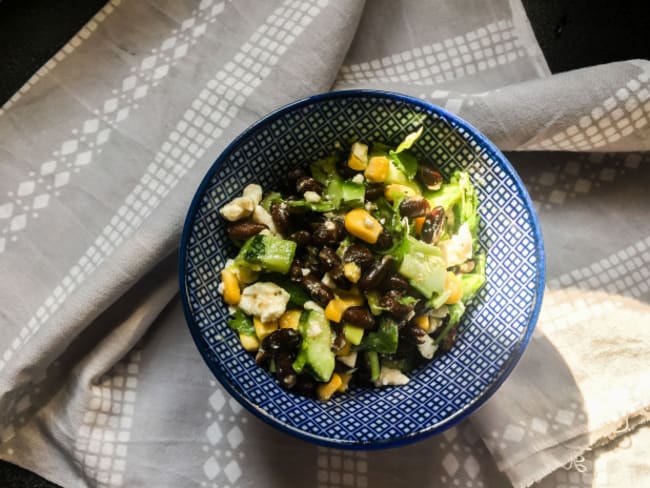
xmin=0 ymin=0 xmax=647 ymax=486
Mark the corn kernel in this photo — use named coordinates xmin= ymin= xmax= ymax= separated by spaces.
xmin=444 ymin=271 xmax=463 ymax=304
xmin=347 ymin=142 xmax=369 ymax=171
xmin=279 ymin=310 xmax=301 ymax=330
xmin=343 ymin=262 xmax=361 ymax=283
xmin=324 ymin=293 xmax=364 ymax=323
xmin=337 ymin=372 xmax=353 ymax=393
xmin=239 ymin=333 xmax=259 ymax=352
xmin=317 ymin=373 xmax=343 ymax=401
xmin=364 ymin=156 xmax=390 ymax=182
xmin=253 ymin=317 xmax=278 ymax=340
xmin=325 ymin=299 xmax=345 ymax=322
xmin=414 ymin=315 xmax=430 ymax=331
xmin=221 ymin=269 xmax=240 ymax=305
xmin=384 ymin=184 xmax=417 ymax=201
xmin=344 ymin=208 xmax=382 ymax=244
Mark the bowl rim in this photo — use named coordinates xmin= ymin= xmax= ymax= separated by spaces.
xmin=178 ymin=89 xmax=546 ymax=449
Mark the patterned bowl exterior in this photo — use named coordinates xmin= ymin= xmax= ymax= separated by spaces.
xmin=179 ymin=90 xmax=545 ymax=448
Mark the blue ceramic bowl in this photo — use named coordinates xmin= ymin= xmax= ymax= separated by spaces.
xmin=179 ymin=90 xmax=545 ymax=448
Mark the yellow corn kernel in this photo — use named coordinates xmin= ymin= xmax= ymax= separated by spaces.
xmin=384 ymin=184 xmax=417 ymax=202
xmin=414 ymin=216 xmax=425 ymax=235
xmin=317 ymin=373 xmax=343 ymax=401
xmin=347 ymin=142 xmax=369 ymax=171
xmin=239 ymin=333 xmax=259 ymax=352
xmin=444 ymin=271 xmax=463 ymax=304
xmin=415 ymin=315 xmax=430 ymax=331
xmin=343 ymin=262 xmax=361 ymax=283
xmin=325 ymin=299 xmax=345 ymax=322
xmin=344 ymin=208 xmax=383 ymax=244
xmin=337 ymin=372 xmax=353 ymax=393
xmin=335 ymin=341 xmax=352 ymax=357
xmin=279 ymin=310 xmax=301 ymax=330
xmin=325 ymin=293 xmax=365 ymax=322
xmin=221 ymin=269 xmax=240 ymax=305
xmin=364 ymin=156 xmax=390 ymax=182
xmin=253 ymin=317 xmax=278 ymax=340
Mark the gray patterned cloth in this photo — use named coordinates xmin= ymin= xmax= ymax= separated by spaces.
xmin=1 ymin=1 xmax=649 ymax=487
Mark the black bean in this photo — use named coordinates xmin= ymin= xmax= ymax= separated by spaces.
xmin=421 ymin=206 xmax=445 ymax=244
xmin=289 ymin=230 xmax=311 ymax=247
xmin=374 ymin=229 xmax=393 ymax=250
xmin=312 ymin=220 xmax=344 ymax=246
xmin=270 ymin=202 xmax=290 ymax=234
xmin=402 ymin=321 xmax=427 ymax=345
xmin=289 ymin=262 xmax=304 ymax=282
xmin=365 ymin=183 xmax=385 ymax=201
xmin=380 ymin=273 xmax=409 ymax=292
xmin=296 ymin=176 xmax=324 ymax=194
xmin=302 ymin=275 xmax=334 ymax=306
xmin=341 ymin=306 xmax=376 ymax=329
xmin=418 ymin=165 xmax=443 ymax=190
xmin=262 ymin=329 xmax=301 ymax=353
xmin=318 ymin=247 xmax=341 ymax=270
xmin=379 ymin=291 xmax=415 ymax=318
xmin=227 ymin=222 xmax=268 ymax=240
xmin=275 ymin=352 xmax=298 ymax=390
xmin=399 ymin=197 xmax=430 ymax=218
xmin=343 ymin=243 xmax=375 ymax=269
xmin=359 ymin=255 xmax=394 ymax=290
xmin=303 ymin=257 xmax=322 ymax=278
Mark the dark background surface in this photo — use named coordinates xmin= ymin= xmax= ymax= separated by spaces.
xmin=0 ymin=0 xmax=648 ymax=486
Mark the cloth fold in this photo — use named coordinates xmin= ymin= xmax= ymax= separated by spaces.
xmin=1 ymin=1 xmax=649 ymax=487
xmin=471 ymin=288 xmax=650 ymax=487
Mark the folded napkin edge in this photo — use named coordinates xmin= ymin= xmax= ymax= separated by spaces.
xmin=508 ymin=407 xmax=650 ymax=488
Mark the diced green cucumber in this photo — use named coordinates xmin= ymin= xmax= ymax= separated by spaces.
xmin=428 ymin=289 xmax=451 ymax=309
xmin=343 ymin=324 xmax=364 ymax=346
xmin=235 ymin=234 xmax=297 ymax=274
xmin=325 ymin=180 xmax=365 ymax=209
xmin=397 ymin=236 xmax=446 ymax=297
xmin=292 ymin=310 xmax=335 ymax=382
xmin=340 ymin=181 xmax=365 ymax=207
